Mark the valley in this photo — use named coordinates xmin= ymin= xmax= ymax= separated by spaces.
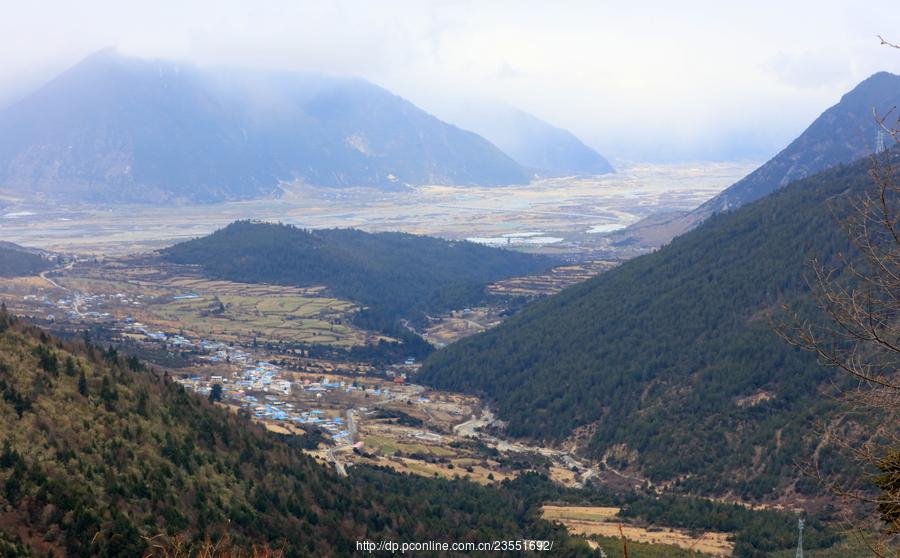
xmin=0 ymin=235 xmax=776 ymax=556
xmin=0 ymin=161 xmax=756 ymax=258
xmin=0 ymin=8 xmax=897 ymax=557
xmin=0 ymin=253 xmax=614 ymax=491
xmin=0 ymin=155 xmax=876 ymax=556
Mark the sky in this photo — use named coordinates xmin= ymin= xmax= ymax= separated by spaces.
xmin=1 ymin=0 xmax=898 ymax=162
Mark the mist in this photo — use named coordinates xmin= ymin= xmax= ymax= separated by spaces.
xmin=1 ymin=0 xmax=898 ymax=162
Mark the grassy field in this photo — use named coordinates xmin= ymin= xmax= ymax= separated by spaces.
xmin=363 ymin=434 xmax=456 ymax=457
xmin=353 ymin=454 xmax=514 ymax=485
xmin=152 ymin=290 xmax=362 ymax=345
xmin=541 ymin=505 xmax=733 ymax=557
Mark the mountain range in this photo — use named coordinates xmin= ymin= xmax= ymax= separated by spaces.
xmin=0 ymin=50 xmax=534 ymax=203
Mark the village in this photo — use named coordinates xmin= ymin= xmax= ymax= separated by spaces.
xmin=0 ymin=258 xmax=608 ymax=484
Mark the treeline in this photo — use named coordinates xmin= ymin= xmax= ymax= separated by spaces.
xmin=0 ymin=308 xmax=597 ymax=557
xmin=162 ymin=222 xmax=554 ymax=336
xmin=419 ymin=156 xmax=884 ymax=497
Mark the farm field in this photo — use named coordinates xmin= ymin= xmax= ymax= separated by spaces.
xmin=488 ymin=259 xmax=619 ymax=297
xmin=9 ymin=256 xmax=382 ymax=348
xmin=152 ymin=290 xmax=360 ymax=346
xmin=542 ymin=505 xmax=734 ymax=556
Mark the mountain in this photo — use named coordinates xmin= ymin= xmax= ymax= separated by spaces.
xmin=610 ymin=71 xmax=900 ymax=247
xmin=0 ymin=50 xmax=529 ymax=204
xmin=418 ymin=153 xmax=893 ymax=500
xmin=162 ymin=221 xmax=554 ymax=342
xmin=0 ymin=242 xmax=53 ymax=277
xmin=700 ymin=71 xmax=900 ymax=214
xmin=439 ymin=102 xmax=613 ymax=175
xmin=0 ymin=310 xmax=596 ymax=556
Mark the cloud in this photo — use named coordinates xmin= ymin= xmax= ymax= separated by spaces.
xmin=767 ymin=49 xmax=855 ymax=90
xmin=495 ymin=61 xmax=523 ymax=79
xmin=0 ymin=0 xmax=898 ymax=161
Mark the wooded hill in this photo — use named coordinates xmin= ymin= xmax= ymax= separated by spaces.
xmin=0 ymin=244 xmax=52 ymax=278
xmin=0 ymin=309 xmax=595 ymax=557
xmin=418 ymin=154 xmax=893 ymax=499
xmin=162 ymin=221 xmax=553 ymax=335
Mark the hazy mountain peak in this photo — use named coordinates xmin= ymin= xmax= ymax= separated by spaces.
xmin=696 ymin=70 xmax=900 ymax=216
xmin=436 ymin=100 xmax=614 ymax=176
xmin=0 ymin=52 xmax=529 ymax=204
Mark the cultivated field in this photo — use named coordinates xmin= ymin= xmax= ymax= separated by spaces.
xmin=0 ymin=255 xmax=389 ymax=351
xmin=489 ymin=260 xmax=618 ymax=297
xmin=153 ymin=290 xmax=360 ymax=346
xmin=542 ymin=505 xmax=734 ymax=556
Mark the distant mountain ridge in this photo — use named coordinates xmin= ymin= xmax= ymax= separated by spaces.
xmin=0 ymin=50 xmax=531 ymax=203
xmin=610 ymin=71 xmax=900 ymax=247
xmin=700 ymin=71 xmax=900 ymax=214
xmin=439 ymin=102 xmax=614 ymax=176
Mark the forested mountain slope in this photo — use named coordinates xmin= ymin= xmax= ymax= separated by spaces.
xmin=418 ymin=154 xmax=892 ymax=498
xmin=0 ymin=310 xmax=594 ymax=557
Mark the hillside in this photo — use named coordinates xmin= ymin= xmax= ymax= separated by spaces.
xmin=418 ymin=154 xmax=891 ymax=499
xmin=162 ymin=221 xmax=554 ymax=332
xmin=611 ymin=71 xmax=900 ymax=247
xmin=0 ymin=50 xmax=529 ymax=204
xmin=439 ymin=102 xmax=614 ymax=175
xmin=0 ymin=243 xmax=52 ymax=277
xmin=0 ymin=310 xmax=596 ymax=557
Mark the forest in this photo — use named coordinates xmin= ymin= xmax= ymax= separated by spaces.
xmin=0 ymin=307 xmax=597 ymax=557
xmin=418 ymin=155 xmax=888 ymax=498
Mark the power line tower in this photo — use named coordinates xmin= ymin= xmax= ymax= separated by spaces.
xmin=876 ymin=130 xmax=886 ymax=154
xmin=795 ymin=518 xmax=805 ymax=558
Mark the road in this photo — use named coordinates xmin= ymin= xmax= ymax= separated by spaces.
xmin=39 ymin=260 xmax=84 ymax=317
xmin=452 ymin=407 xmax=607 ymax=487
xmin=326 ymin=447 xmax=348 ymax=477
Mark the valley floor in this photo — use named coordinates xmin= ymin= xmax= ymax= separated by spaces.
xmin=0 ymin=162 xmax=756 ymax=258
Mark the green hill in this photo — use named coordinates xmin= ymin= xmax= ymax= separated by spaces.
xmin=162 ymin=221 xmax=553 ymax=334
xmin=418 ymin=154 xmax=889 ymax=499
xmin=0 ymin=244 xmax=52 ymax=277
xmin=0 ymin=309 xmax=595 ymax=557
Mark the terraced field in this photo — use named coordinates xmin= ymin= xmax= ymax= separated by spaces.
xmin=152 ymin=290 xmax=362 ymax=346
